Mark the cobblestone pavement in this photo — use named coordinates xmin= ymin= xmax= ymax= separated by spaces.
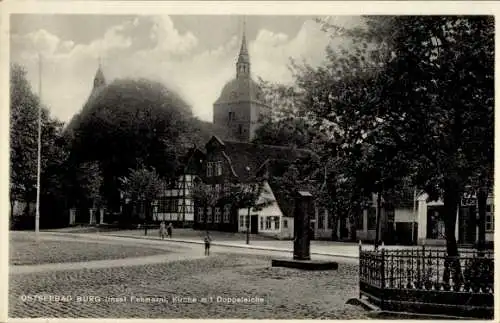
xmin=10 ymin=253 xmax=368 ymax=319
xmin=10 ymin=232 xmax=177 ymax=265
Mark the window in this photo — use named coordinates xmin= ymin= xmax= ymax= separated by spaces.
xmin=186 ymin=198 xmax=194 ymax=213
xmin=207 ymin=207 xmax=213 ymax=223
xmin=216 ymin=162 xmax=223 ymax=176
xmin=224 ymin=184 xmax=231 ymax=196
xmin=486 ymin=204 xmax=494 ymax=232
xmin=274 ymin=216 xmax=280 ymax=230
xmin=207 ymin=162 xmax=213 ymax=177
xmin=238 ymin=124 xmax=242 ymax=134
xmin=283 ymin=219 xmax=288 ymax=229
xmin=318 ymin=212 xmax=324 ymax=230
xmin=260 ymin=217 xmax=264 ymax=230
xmin=223 ymin=205 xmax=230 ymax=223
xmin=265 ymin=216 xmax=272 ymax=230
xmin=228 ymin=111 xmax=234 ymax=121
xmin=158 ymin=196 xmax=169 ymax=213
xmin=214 ymin=207 xmax=221 ymax=223
xmin=215 ymin=184 xmax=221 ymax=193
xmin=239 ymin=215 xmax=246 ymax=228
xmin=198 ymin=207 xmax=205 ymax=223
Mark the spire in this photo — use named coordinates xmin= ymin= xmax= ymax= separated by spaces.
xmin=93 ymin=58 xmax=106 ymax=89
xmin=236 ymin=17 xmax=250 ymax=78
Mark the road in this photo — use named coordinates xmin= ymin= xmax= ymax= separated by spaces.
xmin=9 ymin=231 xmax=366 ymax=319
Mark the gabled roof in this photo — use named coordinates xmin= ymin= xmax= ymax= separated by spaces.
xmin=180 ymin=146 xmax=205 ymax=175
xmin=219 ymin=139 xmax=317 ymax=182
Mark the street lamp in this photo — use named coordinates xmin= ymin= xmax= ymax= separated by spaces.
xmin=245 ymin=166 xmax=251 ymax=245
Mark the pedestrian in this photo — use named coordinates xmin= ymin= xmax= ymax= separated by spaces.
xmin=159 ymin=221 xmax=166 ymax=240
xmin=204 ymin=231 xmax=212 ymax=256
xmin=167 ymin=222 xmax=173 ymax=238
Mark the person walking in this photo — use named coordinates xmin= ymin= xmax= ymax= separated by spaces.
xmin=204 ymin=231 xmax=212 ymax=256
xmin=167 ymin=222 xmax=173 ymax=238
xmin=159 ymin=221 xmax=166 ymax=240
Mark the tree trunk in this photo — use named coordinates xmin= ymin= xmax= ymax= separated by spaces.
xmin=374 ymin=191 xmax=382 ymax=249
xmin=443 ymin=186 xmax=460 ymax=257
xmin=246 ymin=206 xmax=250 ymax=244
xmin=477 ymin=186 xmax=487 ymax=255
xmin=144 ymin=201 xmax=149 ymax=236
xmin=24 ymin=194 xmax=31 ymax=217
xmin=10 ymin=198 xmax=15 ymax=229
xmin=332 ymin=214 xmax=339 ymax=241
xmin=328 ymin=175 xmax=337 ymax=242
xmin=442 ymin=182 xmax=463 ymax=286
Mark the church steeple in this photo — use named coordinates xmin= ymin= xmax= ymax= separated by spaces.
xmin=236 ymin=18 xmax=250 ymax=78
xmin=93 ymin=58 xmax=106 ymax=89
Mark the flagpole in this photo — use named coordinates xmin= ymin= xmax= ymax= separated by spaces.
xmin=35 ymin=53 xmax=42 ymax=234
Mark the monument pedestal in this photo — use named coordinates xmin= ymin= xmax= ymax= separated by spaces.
xmin=272 ymin=258 xmax=338 ymax=270
xmin=271 ymin=190 xmax=338 ymax=271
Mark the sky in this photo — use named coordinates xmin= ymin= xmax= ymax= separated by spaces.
xmin=10 ymin=15 xmax=364 ymax=123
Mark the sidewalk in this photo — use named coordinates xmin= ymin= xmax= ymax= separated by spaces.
xmin=99 ymin=230 xmax=361 ymax=259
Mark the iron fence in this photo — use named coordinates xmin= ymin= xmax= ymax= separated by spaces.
xmin=359 ymin=245 xmax=494 ymax=318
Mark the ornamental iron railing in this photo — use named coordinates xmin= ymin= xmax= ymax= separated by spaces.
xmin=359 ymin=245 xmax=494 ymax=318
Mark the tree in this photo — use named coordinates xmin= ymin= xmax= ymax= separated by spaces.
xmin=370 ymin=16 xmax=493 ymax=258
xmin=229 ymin=176 xmax=274 ymax=244
xmin=191 ymin=181 xmax=221 ymax=230
xmin=10 ymin=64 xmax=39 ymax=221
xmin=257 ymin=23 xmax=407 ymax=244
xmin=252 ymin=117 xmax=319 ymax=149
xmin=75 ymin=161 xmax=103 ymax=209
xmin=303 ymin=16 xmax=493 ymax=258
xmin=39 ymin=119 xmax=71 ymax=228
xmin=119 ymin=166 xmax=164 ymax=235
xmin=10 ymin=63 xmax=67 ymax=228
xmin=69 ymin=78 xmax=194 ymax=211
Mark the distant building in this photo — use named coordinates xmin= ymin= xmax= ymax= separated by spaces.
xmin=355 ymin=191 xmax=418 ymax=245
xmin=151 ymin=148 xmax=204 ymax=227
xmin=192 ymin=136 xmax=314 ymax=238
xmin=213 ymin=27 xmax=271 ymax=142
xmin=65 ymin=62 xmax=107 ymax=133
xmin=352 ymin=188 xmax=495 ymax=246
xmin=417 ymin=192 xmax=494 ymax=246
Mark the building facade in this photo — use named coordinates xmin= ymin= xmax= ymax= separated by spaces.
xmin=351 ymin=190 xmax=495 ymax=246
xmin=192 ymin=135 xmax=314 ymax=237
xmin=417 ymin=193 xmax=494 ymax=246
xmin=150 ymin=147 xmax=204 ymax=227
xmin=312 ymin=207 xmax=353 ymax=241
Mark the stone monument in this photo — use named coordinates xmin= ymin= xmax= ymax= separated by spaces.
xmin=293 ymin=190 xmax=313 ymax=260
xmin=272 ymin=189 xmax=338 ymax=270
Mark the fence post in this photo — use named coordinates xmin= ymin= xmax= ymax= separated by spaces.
xmin=422 ymin=244 xmax=426 ymax=284
xmin=381 ymin=248 xmax=385 ymax=309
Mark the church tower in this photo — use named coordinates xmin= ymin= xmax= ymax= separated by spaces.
xmin=92 ymin=60 xmax=106 ymax=92
xmin=213 ymin=20 xmax=271 ymax=142
xmin=65 ymin=60 xmax=107 ymax=132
